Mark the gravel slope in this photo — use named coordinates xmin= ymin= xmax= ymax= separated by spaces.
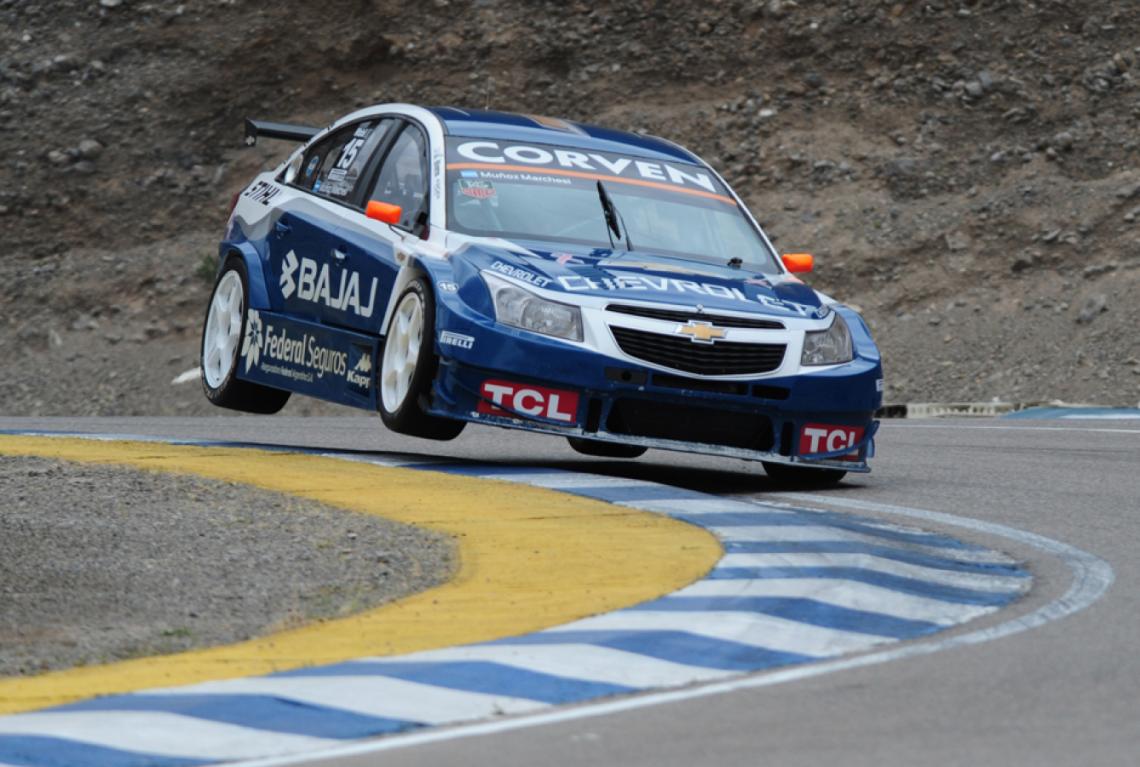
xmin=1 ymin=1 xmax=1137 ymax=415
xmin=0 ymin=456 xmax=454 ymax=677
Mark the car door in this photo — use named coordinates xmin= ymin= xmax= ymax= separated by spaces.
xmin=267 ymin=117 xmax=397 ymax=330
xmin=327 ymin=121 xmax=433 ymax=333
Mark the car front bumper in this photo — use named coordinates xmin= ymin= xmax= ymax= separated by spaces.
xmin=427 ymin=306 xmax=882 ymax=470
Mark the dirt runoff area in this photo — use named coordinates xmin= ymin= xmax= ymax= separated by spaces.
xmin=0 ymin=456 xmax=454 ymax=677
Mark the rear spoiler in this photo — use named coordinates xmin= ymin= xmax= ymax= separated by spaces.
xmin=244 ymin=118 xmax=320 ymax=146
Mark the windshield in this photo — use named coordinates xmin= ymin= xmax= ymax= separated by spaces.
xmin=445 ymin=138 xmax=780 ymax=272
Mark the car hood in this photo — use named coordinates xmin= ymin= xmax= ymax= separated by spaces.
xmin=448 ymin=238 xmax=829 ymax=320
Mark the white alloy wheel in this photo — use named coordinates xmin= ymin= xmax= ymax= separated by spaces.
xmin=381 ymin=290 xmax=425 ymax=412
xmin=376 ymin=279 xmax=464 ymax=440
xmin=202 ymin=270 xmax=244 ymax=388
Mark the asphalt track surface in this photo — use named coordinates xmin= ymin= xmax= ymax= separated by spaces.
xmin=1 ymin=416 xmax=1137 ymax=766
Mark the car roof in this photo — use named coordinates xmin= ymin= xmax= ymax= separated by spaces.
xmin=428 ymin=107 xmax=702 ymax=165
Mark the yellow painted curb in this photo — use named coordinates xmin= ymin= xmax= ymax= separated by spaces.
xmin=0 ymin=436 xmax=721 ymax=714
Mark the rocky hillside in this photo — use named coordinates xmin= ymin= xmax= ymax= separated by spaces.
xmin=1 ymin=0 xmax=1137 ymax=416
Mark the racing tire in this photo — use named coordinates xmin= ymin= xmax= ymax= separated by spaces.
xmin=761 ymin=461 xmax=847 ymax=488
xmin=199 ymin=256 xmax=291 ymax=414
xmin=567 ymin=437 xmax=648 ymax=459
xmin=378 ymin=277 xmax=465 ymax=440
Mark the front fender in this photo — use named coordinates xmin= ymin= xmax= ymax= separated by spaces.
xmin=218 ymin=240 xmax=272 ymax=310
xmin=402 ymin=256 xmax=462 ymax=337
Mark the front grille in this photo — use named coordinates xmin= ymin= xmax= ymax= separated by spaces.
xmin=607 ymin=304 xmax=784 ymax=329
xmin=611 ymin=326 xmax=786 ymax=376
xmin=607 ymin=399 xmax=774 ymax=450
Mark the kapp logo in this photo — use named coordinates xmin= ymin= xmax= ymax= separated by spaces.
xmin=799 ymin=423 xmax=865 ymax=459
xmin=478 ymin=380 xmax=579 ymax=423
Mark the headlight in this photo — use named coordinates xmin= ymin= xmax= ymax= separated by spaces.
xmin=482 ymin=272 xmax=583 ymax=342
xmin=801 ymin=312 xmax=853 ymax=366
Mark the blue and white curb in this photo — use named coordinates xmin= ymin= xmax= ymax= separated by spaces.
xmin=0 ymin=443 xmax=1031 ymax=767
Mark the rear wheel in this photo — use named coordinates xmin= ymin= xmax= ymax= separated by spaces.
xmin=567 ymin=437 xmax=647 ymax=459
xmin=378 ymin=278 xmax=465 ymax=440
xmin=761 ymin=461 xmax=846 ymax=488
xmin=200 ymin=257 xmax=291 ymax=414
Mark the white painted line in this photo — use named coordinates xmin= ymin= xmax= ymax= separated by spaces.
xmin=471 ymin=471 xmax=578 ymax=484
xmin=4 ymin=431 xmax=183 ymax=444
xmin=739 ymin=503 xmax=1022 ymax=564
xmin=546 ymin=610 xmax=887 ymax=657
xmin=0 ymin=711 xmax=335 ymax=761
xmin=316 ymin=453 xmax=447 ymax=469
xmin=227 ymin=496 xmax=1112 ymax=767
xmin=705 ymin=521 xmax=1023 ymax=566
xmin=517 ymin=475 xmax=661 ymax=490
xmin=621 ymin=498 xmax=772 ymax=515
xmin=155 ymin=676 xmax=544 ymax=725
xmin=677 ymin=578 xmax=1001 ymax=626
xmin=358 ymin=644 xmax=733 ymax=689
xmin=717 ymin=552 xmax=1026 ymax=592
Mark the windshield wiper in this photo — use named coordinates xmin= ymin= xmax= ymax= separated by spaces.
xmin=727 ymin=256 xmax=744 ymax=269
xmin=596 ymin=181 xmax=635 ymax=252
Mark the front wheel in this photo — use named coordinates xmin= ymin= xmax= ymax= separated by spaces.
xmin=378 ymin=278 xmax=465 ymax=440
xmin=761 ymin=461 xmax=846 ymax=488
xmin=200 ymin=257 xmax=291 ymax=414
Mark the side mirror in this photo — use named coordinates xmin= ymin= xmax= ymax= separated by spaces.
xmin=366 ymin=200 xmax=402 ymax=225
xmin=781 ymin=252 xmax=814 ymax=273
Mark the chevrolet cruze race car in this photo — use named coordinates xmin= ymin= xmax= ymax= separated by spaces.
xmin=201 ymin=104 xmax=883 ymax=484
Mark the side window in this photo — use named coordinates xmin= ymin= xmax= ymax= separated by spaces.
xmin=296 ymin=119 xmax=392 ymax=201
xmin=368 ymin=125 xmax=428 ymax=231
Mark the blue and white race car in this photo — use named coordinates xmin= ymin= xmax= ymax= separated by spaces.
xmin=201 ymin=104 xmax=882 ymax=484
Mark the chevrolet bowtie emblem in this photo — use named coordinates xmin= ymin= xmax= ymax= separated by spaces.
xmin=676 ymin=320 xmax=726 ymax=344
